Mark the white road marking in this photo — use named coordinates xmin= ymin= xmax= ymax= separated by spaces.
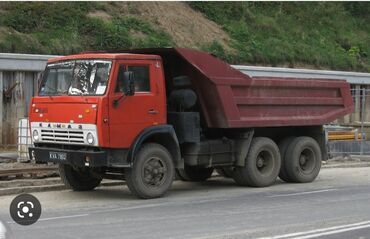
xmin=295 ymin=224 xmax=370 ymax=239
xmin=259 ymin=220 xmax=370 ymax=239
xmin=7 ymin=213 xmax=89 ymax=224
xmin=7 ymin=198 xmax=235 ymax=225
xmin=93 ymin=202 xmax=171 ymax=214
xmin=268 ymin=189 xmax=338 ymax=198
xmin=93 ymin=197 xmax=233 ymax=214
xmin=38 ymin=213 xmax=89 ymax=222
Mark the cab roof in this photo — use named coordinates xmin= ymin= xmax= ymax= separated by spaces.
xmin=47 ymin=53 xmax=161 ymax=63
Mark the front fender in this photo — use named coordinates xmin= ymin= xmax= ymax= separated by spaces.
xmin=128 ymin=125 xmax=182 ymax=168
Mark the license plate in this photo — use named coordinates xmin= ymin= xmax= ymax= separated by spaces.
xmin=49 ymin=152 xmax=67 ymax=161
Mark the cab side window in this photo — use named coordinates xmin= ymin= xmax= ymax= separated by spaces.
xmin=128 ymin=66 xmax=150 ymax=92
xmin=115 ymin=65 xmax=125 ymax=93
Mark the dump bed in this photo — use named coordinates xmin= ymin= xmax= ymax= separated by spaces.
xmin=124 ymin=48 xmax=354 ymax=128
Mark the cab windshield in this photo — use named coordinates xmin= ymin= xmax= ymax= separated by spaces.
xmin=39 ymin=60 xmax=112 ymax=96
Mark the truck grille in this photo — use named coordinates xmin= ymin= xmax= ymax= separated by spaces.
xmin=40 ymin=129 xmax=84 ymax=144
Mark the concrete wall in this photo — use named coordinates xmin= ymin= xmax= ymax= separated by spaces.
xmin=1 ymin=71 xmax=40 ymax=145
xmin=0 ymin=53 xmax=57 ymax=147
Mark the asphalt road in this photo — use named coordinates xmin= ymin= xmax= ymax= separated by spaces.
xmin=1 ymin=167 xmax=370 ymax=239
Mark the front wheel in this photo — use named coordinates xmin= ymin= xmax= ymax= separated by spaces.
xmin=125 ymin=143 xmax=175 ymax=199
xmin=59 ymin=164 xmax=102 ymax=191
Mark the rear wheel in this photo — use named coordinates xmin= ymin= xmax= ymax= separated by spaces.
xmin=59 ymin=164 xmax=102 ymax=191
xmin=125 ymin=143 xmax=175 ymax=199
xmin=278 ymin=137 xmax=295 ymax=182
xmin=177 ymin=165 xmax=214 ymax=182
xmin=233 ymin=137 xmax=281 ymax=187
xmin=285 ymin=137 xmax=322 ymax=183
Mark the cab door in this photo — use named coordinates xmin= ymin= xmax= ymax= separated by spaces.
xmin=108 ymin=60 xmax=166 ymax=148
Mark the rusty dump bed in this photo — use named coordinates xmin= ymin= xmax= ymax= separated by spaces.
xmin=123 ymin=48 xmax=354 ymax=128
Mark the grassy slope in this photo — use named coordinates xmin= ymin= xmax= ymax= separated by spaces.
xmin=0 ymin=2 xmax=368 ymax=72
xmin=192 ymin=2 xmax=370 ymax=72
xmin=0 ymin=2 xmax=173 ymax=54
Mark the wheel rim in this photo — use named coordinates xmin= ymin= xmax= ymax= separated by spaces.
xmin=255 ymin=150 xmax=274 ymax=176
xmin=142 ymin=157 xmax=167 ymax=188
xmin=298 ymin=148 xmax=316 ymax=174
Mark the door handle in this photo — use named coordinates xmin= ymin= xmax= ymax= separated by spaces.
xmin=148 ymin=109 xmax=159 ymax=115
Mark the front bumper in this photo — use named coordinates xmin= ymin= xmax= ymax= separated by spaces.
xmin=29 ymin=147 xmax=108 ymax=167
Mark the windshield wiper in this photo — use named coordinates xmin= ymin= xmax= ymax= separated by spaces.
xmin=43 ymin=85 xmax=58 ymax=93
xmin=56 ymin=90 xmax=69 ymax=95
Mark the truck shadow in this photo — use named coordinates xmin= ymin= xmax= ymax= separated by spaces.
xmin=72 ymin=176 xmax=286 ymax=200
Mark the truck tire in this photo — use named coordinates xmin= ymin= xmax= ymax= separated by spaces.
xmin=59 ymin=164 xmax=102 ymax=191
xmin=177 ymin=165 xmax=214 ymax=182
xmin=285 ymin=137 xmax=322 ymax=183
xmin=216 ymin=167 xmax=234 ymax=178
xmin=278 ymin=137 xmax=295 ymax=182
xmin=125 ymin=143 xmax=175 ymax=199
xmin=233 ymin=137 xmax=281 ymax=187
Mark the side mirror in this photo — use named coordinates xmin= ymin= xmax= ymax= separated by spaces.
xmin=123 ymin=71 xmax=135 ymax=96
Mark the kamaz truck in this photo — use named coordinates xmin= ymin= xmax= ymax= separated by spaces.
xmin=29 ymin=48 xmax=354 ymax=199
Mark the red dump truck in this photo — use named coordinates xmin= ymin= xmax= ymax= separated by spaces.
xmin=28 ymin=48 xmax=353 ymax=199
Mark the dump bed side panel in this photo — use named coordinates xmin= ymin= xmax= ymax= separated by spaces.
xmin=228 ymin=77 xmax=353 ymax=127
xmin=174 ymin=48 xmax=354 ymax=128
xmin=121 ymin=48 xmax=354 ymax=128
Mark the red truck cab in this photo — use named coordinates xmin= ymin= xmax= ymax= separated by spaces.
xmin=30 ymin=52 xmax=182 ymax=198
xmin=31 ymin=53 xmax=166 ymax=148
xmin=29 ymin=48 xmax=353 ymax=199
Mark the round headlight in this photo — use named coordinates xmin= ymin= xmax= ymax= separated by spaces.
xmin=32 ymin=130 xmax=39 ymax=141
xmin=86 ymin=132 xmax=94 ymax=145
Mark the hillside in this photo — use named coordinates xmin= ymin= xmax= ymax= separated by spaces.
xmin=0 ymin=2 xmax=368 ymax=72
